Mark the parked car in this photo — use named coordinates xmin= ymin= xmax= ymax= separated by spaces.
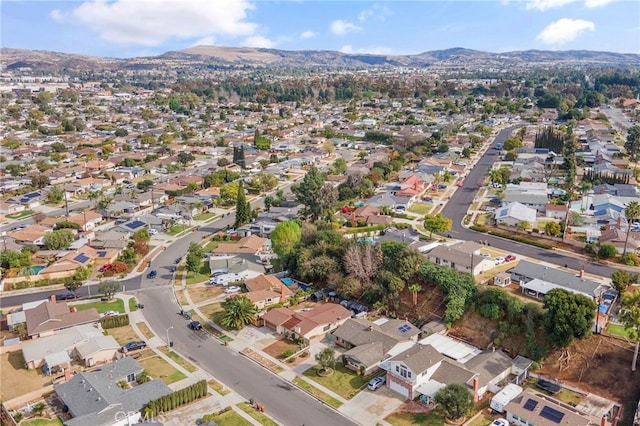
xmin=99 ymin=263 xmax=113 ymax=272
xmin=188 ymin=321 xmax=202 ymax=331
xmin=56 ymin=293 xmax=80 ymax=300
xmin=148 ymin=228 xmax=158 ymax=235
xmin=174 ymin=257 xmax=181 ymax=264
xmin=535 ymin=378 xmax=561 ymax=394
xmin=456 ymin=181 xmax=463 ymax=187
xmin=224 ymin=286 xmax=242 ymax=294
xmin=422 ymin=196 xmax=433 ymax=202
xmin=146 ymin=270 xmax=157 ymax=279
xmin=101 ymin=310 xmax=119 ymax=318
xmin=169 ymin=266 xmax=177 ymax=273
xmin=437 ymin=184 xmax=447 ymax=189
xmin=483 ymin=206 xmax=496 ymax=212
xmin=494 ymin=257 xmax=505 ymax=265
xmin=120 ymin=341 xmax=146 ymax=352
xmin=211 ymin=268 xmax=230 ymax=277
xmin=367 ymin=376 xmax=386 ymax=391
xmin=505 ymin=254 xmax=516 ymax=262
xmin=490 ymin=419 xmax=509 ymax=426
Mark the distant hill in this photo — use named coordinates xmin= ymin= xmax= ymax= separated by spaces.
xmin=2 ymin=45 xmax=639 ymax=73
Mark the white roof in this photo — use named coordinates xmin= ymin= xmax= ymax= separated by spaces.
xmin=21 ymin=323 xmax=103 ymax=363
xmin=415 ymin=380 xmax=446 ymax=397
xmin=44 ymin=350 xmax=71 ymax=367
xmin=75 ymin=335 xmax=119 ymax=359
xmin=491 ymin=383 xmax=523 ymax=405
xmin=7 ymin=311 xmax=26 ymax=326
xmin=520 ymin=278 xmax=593 ymax=299
xmin=419 ymin=333 xmax=480 ymax=362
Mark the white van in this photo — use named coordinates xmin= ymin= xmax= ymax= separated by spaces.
xmin=209 ymin=273 xmax=243 ymax=286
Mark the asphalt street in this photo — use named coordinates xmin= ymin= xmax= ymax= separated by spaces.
xmin=441 ymin=125 xmax=616 ymax=278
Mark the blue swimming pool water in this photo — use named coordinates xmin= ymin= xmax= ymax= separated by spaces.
xmin=281 ymin=277 xmax=294 ymax=286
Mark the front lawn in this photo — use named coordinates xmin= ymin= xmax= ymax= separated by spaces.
xmin=607 ymin=323 xmax=634 ymax=339
xmin=385 ymin=409 xmax=446 ymax=426
xmin=202 ymin=240 xmax=219 ymax=253
xmin=74 ymin=299 xmax=125 ymax=314
xmin=6 ymin=210 xmax=33 ymax=219
xmin=105 ymin=325 xmax=140 ymax=345
xmin=21 ymin=419 xmax=64 ymax=426
xmin=166 ymin=225 xmax=188 ymax=236
xmin=302 ymin=363 xmax=377 ymax=400
xmin=0 ymin=352 xmax=51 ymax=401
xmin=137 ymin=354 xmax=186 ymax=385
xmin=128 ymin=297 xmax=138 ymax=312
xmin=194 ymin=212 xmax=215 ymax=221
xmin=185 ymin=261 xmax=211 ymax=285
xmin=237 ymin=402 xmax=279 ymax=426
xmin=204 ymin=409 xmax=252 ymax=426
xmin=158 ymin=347 xmax=197 ymax=373
xmin=208 ymin=379 xmax=231 ymax=396
xmin=408 ymin=203 xmax=433 ymax=215
xmin=292 ymin=377 xmax=343 ymax=408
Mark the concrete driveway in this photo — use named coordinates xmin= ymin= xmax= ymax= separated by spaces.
xmin=339 ymin=384 xmax=405 ymax=425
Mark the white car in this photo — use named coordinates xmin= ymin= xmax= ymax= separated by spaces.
xmin=101 ymin=310 xmax=119 ymax=318
xmin=494 ymin=257 xmax=505 ymax=265
xmin=148 ymin=228 xmax=158 ymax=235
xmin=490 ymin=419 xmax=509 ymax=426
xmin=224 ymin=286 xmax=242 ymax=294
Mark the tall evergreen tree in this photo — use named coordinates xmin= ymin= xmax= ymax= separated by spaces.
xmin=234 ymin=182 xmax=251 ymax=228
xmin=291 ymin=165 xmax=326 ymax=220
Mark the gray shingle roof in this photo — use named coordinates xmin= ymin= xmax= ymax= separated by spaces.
xmin=509 ymin=260 xmax=604 ymax=297
xmin=390 ymin=344 xmax=443 ymax=373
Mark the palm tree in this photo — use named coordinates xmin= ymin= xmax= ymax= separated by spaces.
xmin=409 ymin=284 xmax=422 ymax=306
xmin=620 ymin=289 xmax=640 ymax=371
xmin=315 ymin=347 xmax=336 ymax=374
xmin=220 ymin=296 xmax=257 ymax=330
xmin=624 ymin=201 xmax=640 ymax=254
xmin=487 ymin=168 xmax=502 ymax=186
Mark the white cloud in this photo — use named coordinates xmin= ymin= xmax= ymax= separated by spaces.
xmin=536 ymin=18 xmax=595 ymax=45
xmin=340 ymin=45 xmax=392 ymax=55
xmin=49 ymin=9 xmax=64 ymax=21
xmin=584 ymin=0 xmax=614 ymax=7
xmin=300 ymin=30 xmax=317 ymax=39
xmin=243 ymin=35 xmax=275 ymax=48
xmin=358 ymin=9 xmax=374 ymax=22
xmin=68 ymin=0 xmax=257 ymax=46
xmin=526 ymin=0 xmax=577 ymax=11
xmin=358 ymin=4 xmax=391 ymax=22
xmin=330 ymin=19 xmax=362 ymax=36
xmin=193 ymin=36 xmax=216 ymax=46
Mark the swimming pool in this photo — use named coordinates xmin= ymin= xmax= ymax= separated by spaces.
xmin=20 ymin=265 xmax=45 ymax=276
xmin=281 ymin=277 xmax=294 ymax=286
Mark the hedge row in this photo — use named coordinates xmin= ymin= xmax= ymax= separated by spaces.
xmin=487 ymin=230 xmax=553 ymax=249
xmin=143 ymin=380 xmax=208 ymax=419
xmin=100 ymin=314 xmax=130 ymax=329
xmin=343 ymin=224 xmax=386 ymax=234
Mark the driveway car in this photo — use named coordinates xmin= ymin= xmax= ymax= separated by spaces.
xmin=495 ymin=257 xmax=505 ymax=265
xmin=119 ymin=341 xmax=146 ymax=352
xmin=99 ymin=263 xmax=113 ymax=272
xmin=490 ymin=419 xmax=509 ymax=426
xmin=188 ymin=321 xmax=203 ymax=331
xmin=175 ymin=257 xmax=181 ymax=264
xmin=367 ymin=376 xmax=386 ymax=391
xmin=505 ymin=254 xmax=516 ymax=262
xmin=437 ymin=184 xmax=447 ymax=189
xmin=147 ymin=270 xmax=157 ymax=279
xmin=456 ymin=181 xmax=464 ymax=187
xmin=224 ymin=286 xmax=242 ymax=294
xmin=148 ymin=228 xmax=158 ymax=235
xmin=101 ymin=310 xmax=119 ymax=318
xmin=422 ymin=196 xmax=433 ymax=202
xmin=56 ymin=293 xmax=80 ymax=300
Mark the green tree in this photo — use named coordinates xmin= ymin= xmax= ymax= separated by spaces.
xmin=234 ymin=182 xmax=251 ymax=228
xmin=263 ymin=195 xmax=274 ymax=212
xmin=115 ymin=128 xmax=128 ymax=137
xmin=0 ymin=249 xmax=31 ymax=270
xmin=544 ymin=221 xmax=562 ymax=237
xmin=177 ymin=152 xmax=195 ymax=167
xmin=611 ymin=270 xmax=639 ymax=294
xmin=598 ymin=243 xmax=617 ymax=259
xmin=99 ymin=280 xmax=121 ymax=299
xmin=43 ymin=229 xmax=74 ymax=250
xmin=409 ymin=283 xmax=422 ymax=306
xmin=31 ymin=174 xmax=50 ymax=189
xmin=434 ymin=384 xmax=474 ymax=421
xmin=72 ymin=265 xmax=91 ymax=282
xmin=133 ymin=228 xmax=151 ymax=242
xmin=624 ymin=201 xmax=640 ymax=254
xmin=332 ymin=157 xmax=348 ymax=175
xmin=624 ymin=125 xmax=640 ymax=164
xmin=315 ymin=347 xmax=336 ymax=373
xmin=220 ymin=296 xmax=257 ymax=330
xmin=185 ymin=251 xmax=201 ymax=273
xmin=47 ymin=185 xmax=64 ymax=203
xmin=620 ymin=289 xmax=640 ymax=371
xmin=543 ymin=289 xmax=596 ymax=348
xmin=270 ymin=220 xmax=302 ymax=260
xmin=503 ymin=136 xmax=523 ymax=151
xmin=292 ymin=165 xmax=326 ymax=220
xmin=423 ymin=213 xmax=452 ymax=239
xmin=64 ymin=279 xmax=82 ymax=293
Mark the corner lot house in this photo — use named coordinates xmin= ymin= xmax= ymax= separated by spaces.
xmin=25 ymin=300 xmax=100 ymax=338
xmin=426 ymin=241 xmax=496 ymax=276
xmin=55 ymin=357 xmax=171 ymax=426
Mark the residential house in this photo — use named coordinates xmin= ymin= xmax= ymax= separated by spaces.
xmin=599 ymin=227 xmax=640 ymax=254
xmin=55 ymin=357 xmax=172 ymax=426
xmin=494 ymin=202 xmax=537 ymax=227
xmin=25 ymin=300 xmax=100 ymax=338
xmin=8 ymin=191 xmax=43 ymax=209
xmin=261 ymin=303 xmax=352 ymax=344
xmin=243 ymin=274 xmax=293 ymax=309
xmin=544 ymin=204 xmax=568 ymax=220
xmin=332 ymin=317 xmax=420 ymax=375
xmin=66 ymin=210 xmax=103 ymax=231
xmin=344 ymin=205 xmax=393 ymax=226
xmin=505 ymin=388 xmax=603 ymax=426
xmin=396 ymin=175 xmax=428 ymax=200
xmin=0 ymin=201 xmax=25 ymax=215
xmin=426 ymin=241 xmax=496 ymax=276
xmin=503 ymin=183 xmax=548 ymax=213
xmin=7 ymin=224 xmax=51 ymax=247
xmin=509 ymin=260 xmax=609 ymax=300
xmin=20 ymin=323 xmax=117 ymax=370
xmin=212 ymin=234 xmax=271 ymax=257
xmin=364 ymin=193 xmax=413 ymax=211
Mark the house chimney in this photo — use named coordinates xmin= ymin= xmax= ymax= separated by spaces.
xmin=280 ymin=285 xmax=286 ymax=304
xmin=580 ymin=270 xmax=584 ymax=278
xmin=51 ymin=294 xmax=56 ymax=303
xmin=473 ymin=377 xmax=479 ymax=402
xmin=65 ymin=370 xmax=71 ymax=382
xmin=616 ymin=217 xmax=621 ymax=230
xmin=601 ymin=416 xmax=607 ymax=426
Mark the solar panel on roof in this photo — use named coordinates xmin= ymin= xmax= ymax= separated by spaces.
xmin=73 ymin=253 xmax=90 ymax=263
xmin=125 ymin=220 xmax=145 ymax=230
xmin=523 ymin=398 xmax=538 ymax=411
xmin=97 ymin=251 xmax=107 ymax=257
xmin=398 ymin=324 xmax=411 ymax=333
xmin=540 ymin=406 xmax=565 ymax=423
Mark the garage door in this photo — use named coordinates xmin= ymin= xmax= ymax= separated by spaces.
xmin=389 ymin=380 xmax=409 ymax=399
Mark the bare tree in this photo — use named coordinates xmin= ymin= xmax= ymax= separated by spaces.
xmin=343 ymin=243 xmax=382 ymax=287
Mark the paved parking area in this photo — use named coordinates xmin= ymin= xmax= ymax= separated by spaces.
xmin=338 ymin=385 xmax=404 ymax=425
xmin=236 ymin=326 xmax=277 ymax=349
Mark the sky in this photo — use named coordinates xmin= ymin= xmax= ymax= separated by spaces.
xmin=1 ymin=0 xmax=639 ymax=58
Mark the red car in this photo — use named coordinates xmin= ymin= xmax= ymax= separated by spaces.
xmin=456 ymin=181 xmax=463 ymax=187
xmin=505 ymin=254 xmax=516 ymax=262
xmin=99 ymin=263 xmax=113 ymax=272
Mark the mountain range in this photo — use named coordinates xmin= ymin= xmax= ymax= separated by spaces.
xmin=2 ymin=46 xmax=639 ymax=73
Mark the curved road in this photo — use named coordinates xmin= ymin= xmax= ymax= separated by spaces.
xmin=441 ymin=125 xmax=616 ymax=278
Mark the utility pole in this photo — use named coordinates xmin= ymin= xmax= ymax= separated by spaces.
xmin=64 ymin=188 xmax=69 ymax=218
